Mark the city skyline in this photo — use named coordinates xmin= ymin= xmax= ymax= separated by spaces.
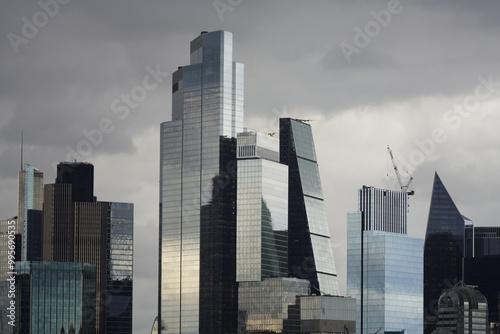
xmin=2 ymin=2 xmax=500 ymax=332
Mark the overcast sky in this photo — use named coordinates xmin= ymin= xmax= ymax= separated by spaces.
xmin=1 ymin=1 xmax=500 ymax=332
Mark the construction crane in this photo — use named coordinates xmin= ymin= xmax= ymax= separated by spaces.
xmin=387 ymin=145 xmax=415 ymax=195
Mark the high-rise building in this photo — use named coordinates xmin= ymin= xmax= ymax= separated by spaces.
xmin=434 ymin=281 xmax=489 ymax=333
xmin=17 ymin=165 xmax=43 ymax=260
xmin=347 ymin=186 xmax=423 ymax=334
xmin=159 ymin=30 xmax=243 ymax=334
xmin=464 ymin=227 xmax=500 ymax=324
xmin=236 ymin=131 xmax=311 ymax=333
xmin=424 ymin=172 xmax=472 ymax=333
xmin=14 ymin=261 xmax=97 ymax=334
xmin=236 ymin=131 xmax=288 ymax=282
xmin=279 ymin=118 xmax=340 ymax=296
xmin=43 ymin=162 xmax=133 ymax=334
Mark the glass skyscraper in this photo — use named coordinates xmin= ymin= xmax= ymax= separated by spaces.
xmin=14 ymin=261 xmax=96 ymax=334
xmin=347 ymin=186 xmax=423 ymax=334
xmin=279 ymin=118 xmax=340 ymax=296
xmin=236 ymin=131 xmax=288 ymax=282
xmin=43 ymin=162 xmax=133 ymax=334
xmin=424 ymin=172 xmax=472 ymax=333
xmin=159 ymin=30 xmax=243 ymax=334
xmin=18 ymin=165 xmax=43 ymax=260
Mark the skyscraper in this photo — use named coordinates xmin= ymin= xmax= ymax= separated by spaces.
xmin=279 ymin=118 xmax=340 ymax=296
xmin=18 ymin=165 xmax=43 ymax=260
xmin=159 ymin=30 xmax=243 ymax=334
xmin=464 ymin=227 xmax=500 ymax=324
xmin=347 ymin=186 xmax=423 ymax=334
xmin=424 ymin=172 xmax=472 ymax=333
xmin=43 ymin=162 xmax=133 ymax=334
xmin=236 ymin=131 xmax=288 ymax=282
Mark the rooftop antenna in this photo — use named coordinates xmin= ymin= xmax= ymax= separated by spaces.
xmin=20 ymin=131 xmax=24 ymax=170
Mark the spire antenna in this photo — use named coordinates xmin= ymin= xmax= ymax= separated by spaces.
xmin=21 ymin=131 xmax=24 ymax=170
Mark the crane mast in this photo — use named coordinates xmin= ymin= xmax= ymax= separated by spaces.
xmin=387 ymin=145 xmax=415 ymax=195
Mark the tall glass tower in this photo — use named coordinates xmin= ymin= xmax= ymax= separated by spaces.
xmin=424 ymin=172 xmax=472 ymax=333
xmin=159 ymin=30 xmax=243 ymax=334
xmin=347 ymin=186 xmax=423 ymax=334
xmin=18 ymin=165 xmax=43 ymax=260
xmin=279 ymin=118 xmax=340 ymax=296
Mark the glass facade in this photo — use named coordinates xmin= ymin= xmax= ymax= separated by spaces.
xmin=104 ymin=202 xmax=134 ymax=333
xmin=347 ymin=187 xmax=423 ymax=334
xmin=43 ymin=163 xmax=134 ymax=334
xmin=236 ymin=131 xmax=288 ymax=282
xmin=160 ymin=30 xmax=243 ymax=334
xmin=279 ymin=118 xmax=339 ymax=296
xmin=300 ymin=296 xmax=356 ymax=333
xmin=14 ymin=261 xmax=96 ymax=334
xmin=424 ymin=172 xmax=472 ymax=333
xmin=17 ymin=165 xmax=43 ymax=260
xmin=238 ymin=277 xmax=310 ymax=333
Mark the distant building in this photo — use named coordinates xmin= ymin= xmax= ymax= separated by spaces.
xmin=347 ymin=186 xmax=423 ymax=334
xmin=14 ymin=261 xmax=96 ymax=334
xmin=433 ymin=281 xmax=489 ymax=333
xmin=17 ymin=165 xmax=43 ymax=260
xmin=424 ymin=172 xmax=473 ymax=333
xmin=464 ymin=227 xmax=500 ymax=324
xmin=43 ymin=162 xmax=133 ymax=334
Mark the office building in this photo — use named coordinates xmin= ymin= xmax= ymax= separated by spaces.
xmin=279 ymin=117 xmax=340 ymax=296
xmin=300 ymin=295 xmax=356 ymax=334
xmin=347 ymin=186 xmax=423 ymax=334
xmin=236 ymin=131 xmax=288 ymax=282
xmin=18 ymin=165 xmax=43 ymax=260
xmin=474 ymin=226 xmax=500 ymax=257
xmin=159 ymin=30 xmax=243 ymax=334
xmin=43 ymin=162 xmax=133 ymax=334
xmin=433 ymin=281 xmax=489 ymax=333
xmin=14 ymin=261 xmax=96 ymax=334
xmin=238 ymin=278 xmax=310 ymax=333
xmin=236 ymin=131 xmax=308 ymax=333
xmin=464 ymin=226 xmax=500 ymax=324
xmin=424 ymin=172 xmax=472 ymax=333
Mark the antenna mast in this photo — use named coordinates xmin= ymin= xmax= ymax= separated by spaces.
xmin=21 ymin=131 xmax=24 ymax=170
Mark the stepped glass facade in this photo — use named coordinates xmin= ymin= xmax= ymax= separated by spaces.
xmin=159 ymin=30 xmax=243 ymax=334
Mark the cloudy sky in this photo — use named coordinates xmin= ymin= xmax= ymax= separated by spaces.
xmin=1 ymin=1 xmax=500 ymax=331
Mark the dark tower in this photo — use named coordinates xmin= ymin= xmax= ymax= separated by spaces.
xmin=279 ymin=118 xmax=339 ymax=296
xmin=424 ymin=172 xmax=472 ymax=333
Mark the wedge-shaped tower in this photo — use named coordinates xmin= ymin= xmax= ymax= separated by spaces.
xmin=279 ymin=118 xmax=339 ymax=295
xmin=424 ymin=172 xmax=473 ymax=333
